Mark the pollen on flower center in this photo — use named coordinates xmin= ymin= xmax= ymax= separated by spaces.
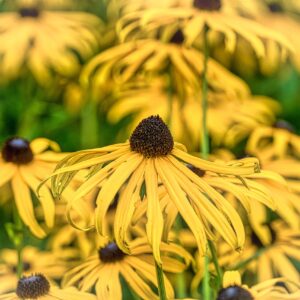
xmin=217 ymin=285 xmax=254 ymax=300
xmin=2 ymin=137 xmax=34 ymax=164
xmin=193 ymin=0 xmax=222 ymax=11
xmin=16 ymin=274 xmax=50 ymax=299
xmin=19 ymin=7 xmax=40 ymax=18
xmin=170 ymin=30 xmax=185 ymax=44
xmin=130 ymin=115 xmax=174 ymax=158
xmin=99 ymin=242 xmax=126 ymax=263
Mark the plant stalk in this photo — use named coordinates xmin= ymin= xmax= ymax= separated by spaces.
xmin=208 ymin=240 xmax=223 ymax=289
xmin=155 ymin=261 xmax=168 ymax=300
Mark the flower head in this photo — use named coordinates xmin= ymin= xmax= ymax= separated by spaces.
xmin=0 ymin=137 xmax=67 ymax=237
xmin=63 ymin=238 xmax=192 ymax=300
xmin=0 ymin=273 xmax=96 ymax=300
xmin=0 ymin=4 xmax=102 ymax=85
xmin=50 ymin=116 xmax=261 ymax=264
xmin=216 ymin=270 xmax=300 ymax=300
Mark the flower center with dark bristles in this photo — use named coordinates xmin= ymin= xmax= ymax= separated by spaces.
xmin=217 ymin=285 xmax=253 ymax=300
xmin=16 ymin=274 xmax=50 ymax=299
xmin=99 ymin=242 xmax=125 ymax=263
xmin=130 ymin=116 xmax=174 ymax=158
xmin=273 ymin=120 xmax=295 ymax=133
xmin=19 ymin=7 xmax=40 ymax=18
xmin=2 ymin=137 xmax=34 ymax=164
xmin=193 ymin=0 xmax=222 ymax=11
xmin=170 ymin=30 xmax=185 ymax=44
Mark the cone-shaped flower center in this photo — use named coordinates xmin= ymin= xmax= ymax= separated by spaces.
xmin=193 ymin=0 xmax=222 ymax=11
xmin=273 ymin=120 xmax=295 ymax=133
xmin=99 ymin=242 xmax=125 ymax=263
xmin=16 ymin=274 xmax=50 ymax=299
xmin=217 ymin=285 xmax=253 ymax=300
xmin=130 ymin=116 xmax=174 ymax=158
xmin=19 ymin=7 xmax=40 ymax=18
xmin=170 ymin=30 xmax=185 ymax=44
xmin=2 ymin=137 xmax=34 ymax=164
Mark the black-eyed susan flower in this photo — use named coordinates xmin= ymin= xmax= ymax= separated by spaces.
xmin=218 ymin=221 xmax=300 ymax=291
xmin=107 ymin=79 xmax=278 ymax=150
xmin=0 ymin=137 xmax=67 ymax=238
xmin=50 ymin=116 xmax=261 ymax=263
xmin=118 ymin=0 xmax=293 ymax=57
xmin=247 ymin=121 xmax=300 ymax=160
xmin=62 ymin=237 xmax=192 ymax=300
xmin=209 ymin=149 xmax=300 ymax=243
xmin=0 ymin=1 xmax=102 ymax=85
xmin=215 ymin=270 xmax=300 ymax=300
xmin=81 ymin=36 xmax=250 ymax=99
xmin=0 ymin=273 xmax=96 ymax=300
xmin=0 ymin=246 xmax=76 ymax=294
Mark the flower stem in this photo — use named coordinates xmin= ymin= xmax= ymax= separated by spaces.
xmin=155 ymin=261 xmax=167 ymax=300
xmin=201 ymin=23 xmax=209 ymax=158
xmin=208 ymin=240 xmax=223 ymax=289
xmin=202 ymin=255 xmax=211 ymax=300
xmin=201 ymin=23 xmax=212 ymax=300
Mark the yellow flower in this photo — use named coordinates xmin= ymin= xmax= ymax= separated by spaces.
xmin=107 ymin=79 xmax=278 ymax=150
xmin=62 ymin=238 xmax=192 ymax=300
xmin=0 ymin=2 xmax=102 ymax=85
xmin=211 ymin=149 xmax=300 ymax=243
xmin=216 ymin=270 xmax=300 ymax=300
xmin=0 ymin=246 xmax=76 ymax=294
xmin=0 ymin=137 xmax=67 ymax=238
xmin=247 ymin=121 xmax=300 ymax=160
xmin=81 ymin=38 xmax=250 ymax=99
xmin=0 ymin=273 xmax=96 ymax=300
xmin=50 ymin=116 xmax=260 ymax=263
xmin=218 ymin=221 xmax=300 ymax=292
xmin=118 ymin=0 xmax=293 ymax=57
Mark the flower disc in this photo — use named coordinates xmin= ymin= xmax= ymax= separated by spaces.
xmin=16 ymin=274 xmax=50 ymax=299
xmin=217 ymin=285 xmax=254 ymax=300
xmin=130 ymin=115 xmax=174 ymax=158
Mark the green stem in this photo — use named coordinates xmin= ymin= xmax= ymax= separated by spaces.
xmin=208 ymin=240 xmax=223 ymax=289
xmin=80 ymin=98 xmax=99 ymax=148
xmin=202 ymin=255 xmax=211 ymax=300
xmin=201 ymin=24 xmax=210 ymax=158
xmin=155 ymin=261 xmax=167 ymax=300
xmin=201 ymin=23 xmax=212 ymax=300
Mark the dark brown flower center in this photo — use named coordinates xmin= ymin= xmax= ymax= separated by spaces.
xmin=217 ymin=285 xmax=253 ymax=300
xmin=130 ymin=116 xmax=174 ymax=158
xmin=16 ymin=274 xmax=50 ymax=299
xmin=2 ymin=137 xmax=34 ymax=164
xmin=273 ymin=120 xmax=295 ymax=133
xmin=19 ymin=7 xmax=40 ymax=18
xmin=170 ymin=30 xmax=185 ymax=44
xmin=193 ymin=0 xmax=222 ymax=11
xmin=99 ymin=242 xmax=125 ymax=263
